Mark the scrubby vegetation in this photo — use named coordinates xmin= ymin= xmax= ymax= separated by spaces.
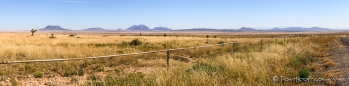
xmin=0 ymin=33 xmax=342 ymax=85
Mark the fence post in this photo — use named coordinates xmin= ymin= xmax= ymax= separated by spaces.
xmin=261 ymin=39 xmax=263 ymax=51
xmin=167 ymin=50 xmax=170 ymax=70
xmin=284 ymin=37 xmax=285 ymax=42
xmin=284 ymin=50 xmax=286 ymax=61
xmin=276 ymin=38 xmax=277 ymax=44
xmin=232 ymin=43 xmax=235 ymax=54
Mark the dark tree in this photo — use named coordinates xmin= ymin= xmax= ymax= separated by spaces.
xmin=31 ymin=29 xmax=37 ymax=36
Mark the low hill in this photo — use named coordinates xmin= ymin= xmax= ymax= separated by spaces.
xmin=40 ymin=25 xmax=69 ymax=30
xmin=272 ymin=27 xmax=332 ymax=31
xmin=83 ymin=27 xmax=105 ymax=31
xmin=239 ymin=27 xmax=255 ymax=31
xmin=127 ymin=25 xmax=150 ymax=30
xmin=153 ymin=27 xmax=171 ymax=30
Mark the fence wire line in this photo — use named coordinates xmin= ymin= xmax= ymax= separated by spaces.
xmin=251 ymin=39 xmax=262 ymax=45
xmin=2 ymin=41 xmax=257 ymax=64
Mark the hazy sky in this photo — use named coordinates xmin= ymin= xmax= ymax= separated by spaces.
xmin=1 ymin=0 xmax=349 ymax=30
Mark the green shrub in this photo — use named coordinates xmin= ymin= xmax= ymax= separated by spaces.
xmin=290 ymin=55 xmax=314 ymax=67
xmin=94 ymin=64 xmax=104 ymax=72
xmin=25 ymin=64 xmax=36 ymax=73
xmin=162 ymin=44 xmax=167 ymax=48
xmin=129 ymin=39 xmax=142 ymax=46
xmin=217 ymin=41 xmax=224 ymax=44
xmin=63 ymin=70 xmax=78 ymax=77
xmin=114 ymin=68 xmax=120 ymax=74
xmin=94 ymin=44 xmax=105 ymax=47
xmin=51 ymin=68 xmax=58 ymax=72
xmin=33 ymin=72 xmax=43 ymax=78
xmin=299 ymin=68 xmax=311 ymax=78
xmin=121 ymin=41 xmax=128 ymax=46
xmin=187 ymin=62 xmax=217 ymax=75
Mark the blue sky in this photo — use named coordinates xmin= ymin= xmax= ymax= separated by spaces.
xmin=0 ymin=0 xmax=349 ymax=30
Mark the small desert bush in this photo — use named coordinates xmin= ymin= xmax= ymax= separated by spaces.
xmin=121 ymin=41 xmax=129 ymax=46
xmin=114 ymin=68 xmax=121 ymax=74
xmin=299 ymin=68 xmax=311 ymax=78
xmin=217 ymin=41 xmax=224 ymax=44
xmin=187 ymin=62 xmax=217 ymax=75
xmin=130 ymin=39 xmax=142 ymax=46
xmin=24 ymin=64 xmax=36 ymax=73
xmin=33 ymin=71 xmax=43 ymax=78
xmin=93 ymin=64 xmax=105 ymax=72
xmin=63 ymin=70 xmax=78 ymax=77
xmin=289 ymin=55 xmax=314 ymax=68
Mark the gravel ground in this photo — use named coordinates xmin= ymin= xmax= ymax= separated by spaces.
xmin=328 ymin=38 xmax=349 ymax=85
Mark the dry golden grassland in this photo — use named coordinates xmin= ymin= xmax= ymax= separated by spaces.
xmin=0 ymin=32 xmax=340 ymax=85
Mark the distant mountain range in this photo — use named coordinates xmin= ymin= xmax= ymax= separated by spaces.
xmin=125 ymin=25 xmax=172 ymax=30
xmin=83 ymin=27 xmax=105 ymax=31
xmin=38 ymin=25 xmax=334 ymax=32
xmin=153 ymin=27 xmax=171 ymax=30
xmin=272 ymin=27 xmax=331 ymax=31
xmin=178 ymin=27 xmax=256 ymax=31
xmin=39 ymin=25 xmax=69 ymax=30
xmin=239 ymin=27 xmax=255 ymax=31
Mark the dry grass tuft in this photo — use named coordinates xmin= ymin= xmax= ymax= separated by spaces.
xmin=322 ymin=69 xmax=343 ymax=85
xmin=321 ymin=58 xmax=338 ymax=68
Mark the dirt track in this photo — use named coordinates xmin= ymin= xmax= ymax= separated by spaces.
xmin=329 ymin=38 xmax=349 ymax=85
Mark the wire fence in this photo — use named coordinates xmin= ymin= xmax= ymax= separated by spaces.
xmin=0 ymin=40 xmax=262 ymax=64
xmin=2 ymin=35 xmax=317 ymax=65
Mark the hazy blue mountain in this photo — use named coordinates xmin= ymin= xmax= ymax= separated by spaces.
xmin=192 ymin=28 xmax=214 ymax=29
xmin=127 ymin=24 xmax=150 ymax=30
xmin=83 ymin=27 xmax=105 ymax=31
xmin=272 ymin=27 xmax=332 ymax=31
xmin=153 ymin=27 xmax=171 ymax=30
xmin=176 ymin=28 xmax=220 ymax=31
xmin=40 ymin=25 xmax=69 ymax=30
xmin=239 ymin=27 xmax=255 ymax=31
